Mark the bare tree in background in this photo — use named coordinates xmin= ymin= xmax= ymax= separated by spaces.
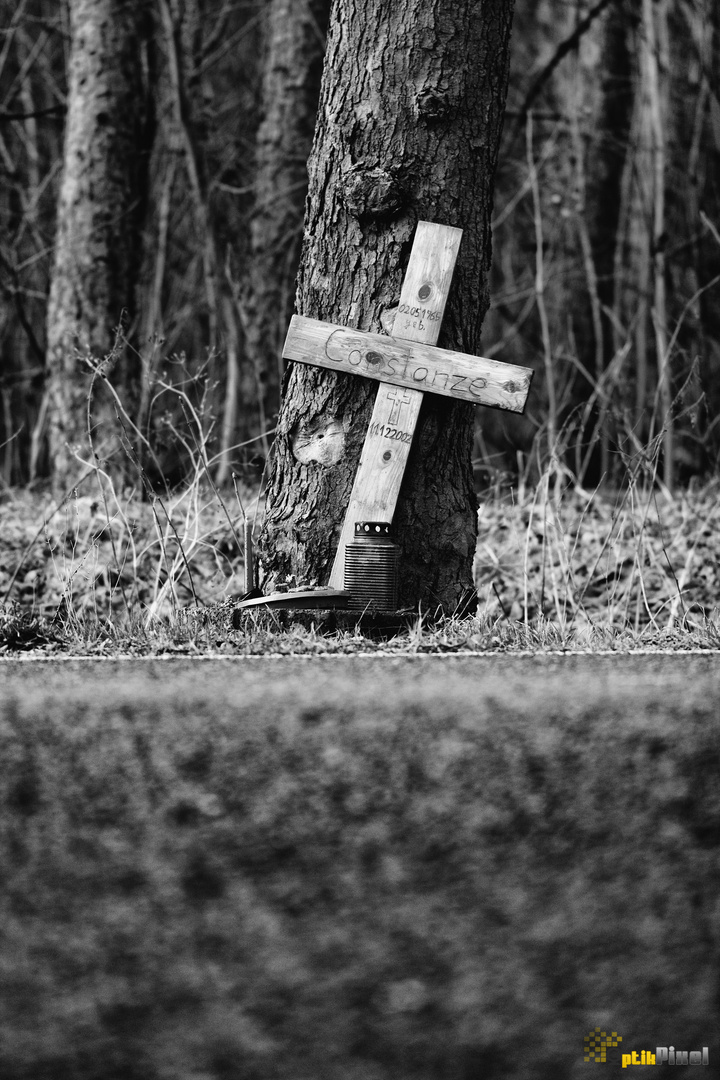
xmin=238 ymin=0 xmax=330 ymax=463
xmin=3 ymin=0 xmax=720 ymax=491
xmin=45 ymin=0 xmax=153 ymax=489
xmin=485 ymin=0 xmax=720 ymax=486
xmin=0 ymin=0 xmax=68 ymax=483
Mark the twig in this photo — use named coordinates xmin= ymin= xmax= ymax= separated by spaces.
xmin=83 ymin=355 xmax=201 ymax=613
xmin=509 ymin=0 xmax=617 ymax=143
xmin=642 ymin=0 xmax=671 ymax=487
xmin=652 ymin=489 xmax=686 ymax=627
xmin=244 ymin=519 xmax=254 ymax=593
xmin=492 ymin=582 xmax=510 ymax=619
xmin=1 ymin=467 xmax=96 ymax=605
xmin=569 ymin=43 xmax=607 ymax=482
xmin=0 ymin=105 xmax=66 ymax=123
xmin=159 ymin=0 xmax=219 ymax=348
xmin=526 ymin=112 xmax=557 ymax=467
xmin=85 ymin=359 xmax=140 ymax=627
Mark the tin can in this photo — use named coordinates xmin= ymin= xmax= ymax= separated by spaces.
xmin=344 ymin=521 xmax=399 ymax=612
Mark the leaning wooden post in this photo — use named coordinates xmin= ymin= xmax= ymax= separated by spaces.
xmin=326 ymin=222 xmax=461 ymax=587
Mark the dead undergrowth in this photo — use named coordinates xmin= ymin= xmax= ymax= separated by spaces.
xmin=1 ymin=471 xmax=719 ymax=655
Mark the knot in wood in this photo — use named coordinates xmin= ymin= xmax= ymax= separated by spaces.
xmin=415 ymin=88 xmax=455 ymax=122
xmin=291 ymin=418 xmax=346 ymax=466
xmin=341 ymin=163 xmax=404 ymax=220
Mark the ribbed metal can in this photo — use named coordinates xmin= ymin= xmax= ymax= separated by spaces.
xmin=344 ymin=521 xmax=399 ymax=612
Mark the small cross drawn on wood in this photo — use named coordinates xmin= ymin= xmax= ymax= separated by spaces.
xmin=386 ymin=389 xmax=412 ymax=426
xmin=282 ymin=220 xmax=533 ymax=589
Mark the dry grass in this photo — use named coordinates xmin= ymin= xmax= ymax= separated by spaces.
xmin=475 ymin=476 xmax=720 ymax=634
xmin=1 ymin=332 xmax=716 ymax=655
xmin=1 ymin=470 xmax=720 ymax=656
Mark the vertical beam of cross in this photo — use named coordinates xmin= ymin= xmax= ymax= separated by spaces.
xmin=327 ymin=221 xmax=462 ymax=589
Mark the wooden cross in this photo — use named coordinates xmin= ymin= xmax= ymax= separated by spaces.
xmin=282 ymin=220 xmax=533 ymax=591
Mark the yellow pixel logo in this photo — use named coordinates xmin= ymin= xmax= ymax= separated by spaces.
xmin=584 ymin=1029 xmax=622 ymax=1062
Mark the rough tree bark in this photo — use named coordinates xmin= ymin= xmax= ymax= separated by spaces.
xmin=258 ymin=0 xmax=515 ymax=612
xmin=243 ymin=0 xmax=331 ymax=445
xmin=45 ymin=0 xmax=152 ymax=489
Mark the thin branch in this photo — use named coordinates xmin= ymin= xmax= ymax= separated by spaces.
xmin=1 ymin=466 xmax=97 ymax=605
xmin=0 ymin=249 xmax=46 ymax=364
xmin=526 ymin=113 xmax=557 ymax=460
xmin=0 ymin=105 xmax=65 ymax=123
xmin=509 ymin=0 xmax=618 ymax=143
xmin=158 ymin=0 xmax=219 ymax=347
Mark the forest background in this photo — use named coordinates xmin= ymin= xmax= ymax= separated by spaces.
xmin=3 ymin=0 xmax=720 ymax=493
xmin=1 ymin=0 xmax=720 ymax=642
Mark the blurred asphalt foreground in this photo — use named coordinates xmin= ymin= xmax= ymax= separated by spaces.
xmin=1 ymin=653 xmax=719 ymax=1080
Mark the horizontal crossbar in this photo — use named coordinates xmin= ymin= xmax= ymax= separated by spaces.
xmin=283 ymin=315 xmax=533 ymax=414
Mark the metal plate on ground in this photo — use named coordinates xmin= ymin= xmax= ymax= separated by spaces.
xmin=234 ymin=588 xmax=353 ymax=611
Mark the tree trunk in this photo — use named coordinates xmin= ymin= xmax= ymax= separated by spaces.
xmin=45 ymin=0 xmax=152 ymax=489
xmin=243 ymin=0 xmax=331 ymax=447
xmin=258 ymin=0 xmax=515 ymax=613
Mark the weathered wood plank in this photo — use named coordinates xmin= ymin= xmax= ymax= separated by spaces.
xmin=330 ymin=384 xmax=424 ymax=547
xmin=390 ymin=220 xmax=462 ymax=342
xmin=283 ymin=316 xmax=533 ymax=413
xmin=327 ymin=221 xmax=463 ymax=589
